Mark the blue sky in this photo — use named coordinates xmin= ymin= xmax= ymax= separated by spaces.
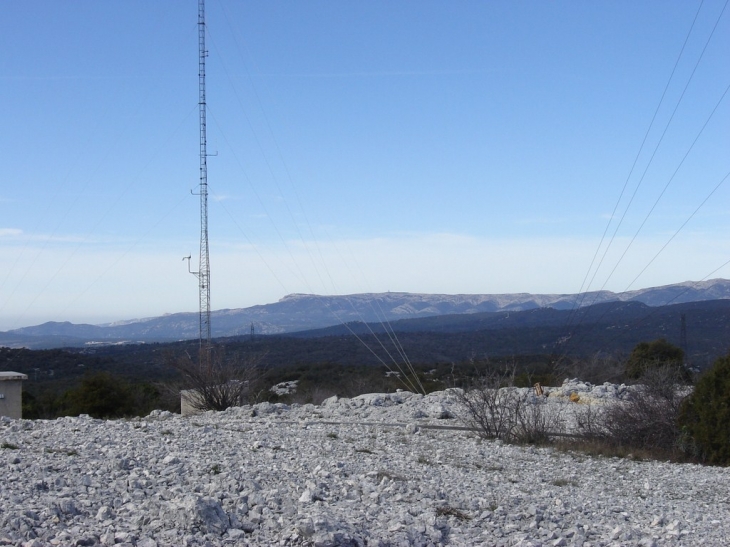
xmin=1 ymin=0 xmax=729 ymax=330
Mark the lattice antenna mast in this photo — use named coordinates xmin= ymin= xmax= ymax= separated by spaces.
xmin=196 ymin=0 xmax=212 ymax=355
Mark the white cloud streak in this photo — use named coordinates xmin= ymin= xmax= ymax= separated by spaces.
xmin=0 ymin=228 xmax=23 ymax=237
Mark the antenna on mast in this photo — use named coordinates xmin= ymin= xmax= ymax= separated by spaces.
xmin=187 ymin=0 xmax=212 ymax=361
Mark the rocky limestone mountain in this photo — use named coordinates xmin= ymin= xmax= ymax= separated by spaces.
xmin=3 ymin=278 xmax=730 ymax=348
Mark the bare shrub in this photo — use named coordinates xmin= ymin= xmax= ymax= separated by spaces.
xmin=452 ymin=369 xmax=518 ymax=440
xmin=512 ymin=396 xmax=565 ymax=444
xmin=576 ymin=365 xmax=689 ymax=456
xmin=606 ymin=368 xmax=686 ymax=452
xmin=574 ymin=402 xmax=607 ymax=440
xmin=452 ymin=367 xmax=564 ymax=444
xmin=168 ymin=347 xmax=264 ymax=412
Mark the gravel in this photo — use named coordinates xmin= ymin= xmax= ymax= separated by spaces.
xmin=1 ymin=381 xmax=728 ymax=546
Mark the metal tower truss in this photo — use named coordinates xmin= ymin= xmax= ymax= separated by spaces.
xmin=188 ymin=0 xmax=212 ymax=356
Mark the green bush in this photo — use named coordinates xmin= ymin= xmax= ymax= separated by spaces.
xmin=22 ymin=389 xmax=65 ymax=420
xmin=60 ymin=372 xmax=137 ymax=418
xmin=624 ymin=339 xmax=689 ymax=381
xmin=679 ymin=354 xmax=730 ymax=465
xmin=23 ymin=373 xmax=168 ymax=420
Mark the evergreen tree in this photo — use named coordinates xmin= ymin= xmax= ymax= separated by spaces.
xmin=680 ymin=354 xmax=730 ymax=465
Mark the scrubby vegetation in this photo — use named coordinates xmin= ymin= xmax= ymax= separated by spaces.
xmin=6 ymin=336 xmax=730 ymax=467
xmin=451 ymin=365 xmax=564 ymax=444
xmin=573 ymin=365 xmax=689 ymax=458
xmin=679 ymin=354 xmax=730 ymax=465
xmin=23 ymin=372 xmax=166 ymax=419
xmin=167 ymin=347 xmax=264 ymax=412
xmin=454 ymin=346 xmax=729 ymax=466
xmin=624 ymin=338 xmax=690 ymax=381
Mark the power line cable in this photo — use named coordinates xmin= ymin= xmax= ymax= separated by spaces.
xmin=207 ymin=113 xmax=424 ymax=390
xmin=0 ymin=5 xmax=183 ymax=301
xmin=207 ymin=106 xmax=417 ymax=378
xmin=622 ymin=169 xmax=730 ymax=292
xmin=207 ymin=6 xmax=424 ymax=390
xmin=585 ymin=0 xmax=728 ymax=303
xmin=205 ymin=26 xmax=331 ymax=296
xmin=0 ymin=92 xmax=161 ymax=320
xmin=565 ymin=258 xmax=730 ymax=362
xmin=318 ymin=232 xmax=426 ymax=391
xmin=564 ymin=0 xmax=728 ymax=335
xmin=8 ymin=104 xmax=199 ymax=328
xmin=206 ymin=107 xmax=312 ymax=288
xmin=595 ymin=82 xmax=730 ymax=293
xmin=0 ymin=112 xmax=110 ymax=296
xmin=558 ymin=165 xmax=730 ymax=359
xmin=207 ymin=186 xmax=291 ymax=295
xmin=307 ymin=227 xmax=429 ymax=390
xmin=569 ymin=0 xmax=708 ymax=317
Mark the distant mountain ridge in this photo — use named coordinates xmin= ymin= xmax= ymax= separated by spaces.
xmin=2 ymin=278 xmax=729 ymax=349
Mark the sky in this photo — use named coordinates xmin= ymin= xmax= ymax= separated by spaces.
xmin=1 ymin=0 xmax=729 ymax=330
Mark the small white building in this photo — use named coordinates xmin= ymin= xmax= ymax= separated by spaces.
xmin=0 ymin=371 xmax=28 ymax=419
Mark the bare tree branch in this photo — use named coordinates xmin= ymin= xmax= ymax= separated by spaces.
xmin=167 ymin=347 xmax=265 ymax=412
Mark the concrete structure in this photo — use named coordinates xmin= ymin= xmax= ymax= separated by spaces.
xmin=180 ymin=389 xmax=203 ymax=417
xmin=0 ymin=372 xmax=28 ymax=419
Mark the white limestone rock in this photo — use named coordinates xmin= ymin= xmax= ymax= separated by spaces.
xmin=182 ymin=496 xmax=230 ymax=535
xmin=0 ymin=383 xmax=727 ymax=546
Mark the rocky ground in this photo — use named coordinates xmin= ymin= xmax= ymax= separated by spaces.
xmin=1 ymin=381 xmax=728 ymax=546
